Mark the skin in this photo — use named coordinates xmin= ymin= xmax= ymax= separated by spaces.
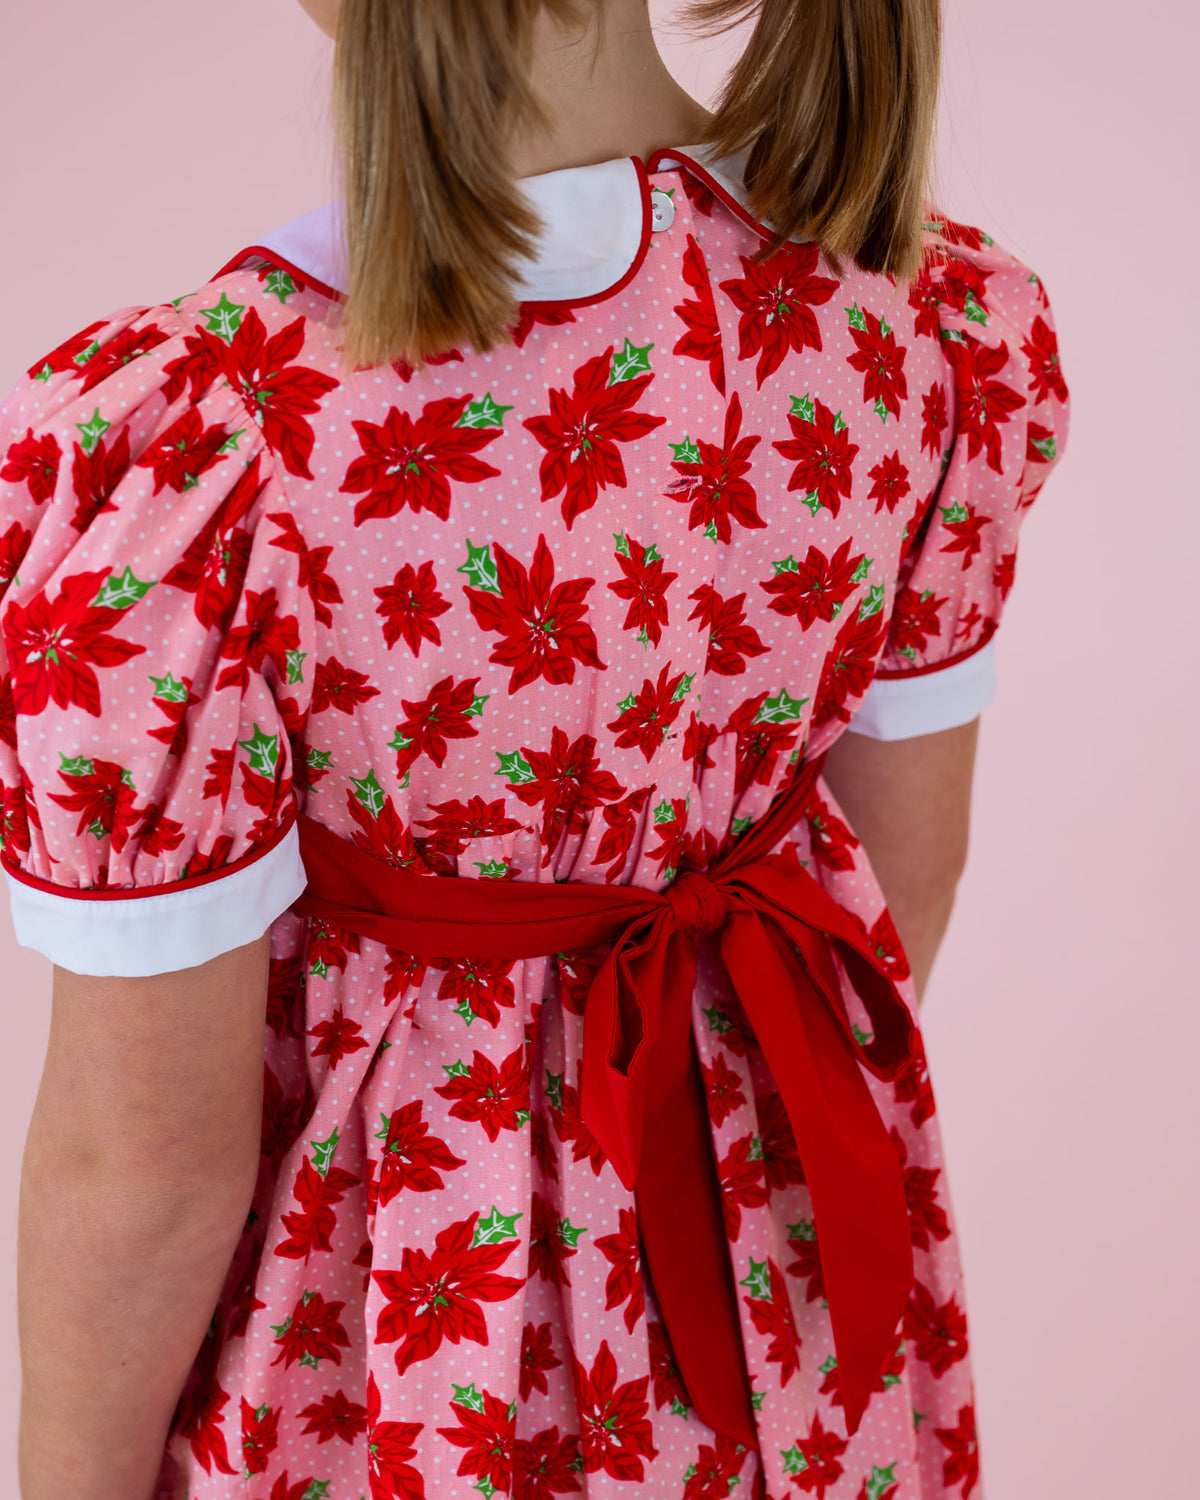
xmin=17 ymin=5 xmax=980 ymax=1496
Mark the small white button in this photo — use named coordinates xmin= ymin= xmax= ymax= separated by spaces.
xmin=650 ymin=188 xmax=676 ymax=232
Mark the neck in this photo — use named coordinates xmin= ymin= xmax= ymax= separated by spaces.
xmin=507 ymin=0 xmax=715 ymax=178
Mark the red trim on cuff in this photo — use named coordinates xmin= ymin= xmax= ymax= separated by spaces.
xmin=872 ymin=627 xmax=997 ymax=681
xmin=1 ymin=816 xmax=296 ymax=903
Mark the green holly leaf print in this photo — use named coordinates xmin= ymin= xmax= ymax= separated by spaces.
xmin=615 ymin=692 xmax=638 ymax=714
xmin=850 ymin=556 xmax=873 ymax=584
xmin=264 ymin=269 xmax=298 ymax=305
xmin=199 ymin=292 xmax=246 ymax=342
xmin=940 ymin=502 xmax=970 ymax=525
xmin=963 ymin=292 xmax=988 ymax=325
xmin=308 ymin=747 xmax=333 ymax=772
xmin=458 ymin=538 xmax=500 ymax=593
xmin=443 ymin=1062 xmax=471 ymax=1085
xmin=545 ymin=1070 xmax=564 ymax=1111
xmin=788 ymin=393 xmax=815 ymax=423
xmin=671 ymin=1396 xmax=691 ymax=1417
xmin=845 ymin=302 xmax=868 ymax=332
xmin=269 ymin=1315 xmax=293 ymax=1339
xmin=557 ymin=1217 xmax=587 ymax=1249
xmin=819 ymin=1354 xmax=837 ymax=1377
xmin=218 ymin=428 xmax=246 ymax=455
xmin=120 ymin=766 xmax=135 ymax=788
xmin=859 ymin=584 xmax=885 ymax=621
xmin=731 ymin=815 xmax=753 ymax=838
xmin=880 ymin=316 xmax=892 ymax=338
xmin=474 ymin=1480 xmax=498 ymax=1500
xmin=387 ymin=730 xmax=413 ymax=762
xmin=238 ymin=725 xmax=280 ymax=779
xmin=299 ymin=1352 xmax=321 ymax=1370
xmin=684 ymin=1464 xmax=698 ymax=1483
xmin=787 ymin=1218 xmax=817 ymax=1241
xmin=800 ymin=491 xmax=824 ymax=517
xmin=832 ymin=409 xmax=848 ymax=434
xmin=457 ymin=393 xmax=514 ymax=429
xmin=608 ymin=337 xmax=654 ymax=384
xmin=452 ymin=1381 xmax=487 ymax=1412
xmin=941 ymin=327 xmax=968 ymax=345
xmin=923 ymin=218 xmax=946 ymax=234
xmin=873 ymin=397 xmax=891 ymax=424
xmin=748 ymin=1135 xmax=764 ymax=1161
xmin=914 ymin=1409 xmax=928 ymax=1429
xmin=473 ymin=1206 xmax=522 ymax=1246
xmin=852 ymin=1023 xmax=875 ymax=1046
xmin=672 ymin=673 xmax=695 ymax=702
xmin=302 ymin=1483 xmax=330 ymax=1500
xmin=309 ymin=1127 xmax=340 ymax=1176
xmin=76 ymin=408 xmax=112 ymax=455
xmin=669 ymin=436 xmax=700 ymax=465
xmin=1032 ymin=432 xmax=1058 ymax=460
xmin=613 ymin=531 xmax=631 ymax=556
xmin=703 ymin=1005 xmax=733 ymax=1036
xmin=898 ymin=644 xmax=918 ymax=662
xmin=474 ymin=859 xmax=510 ymax=879
xmin=755 ymin=689 xmax=808 ymax=724
xmin=454 ymin=999 xmax=478 ymax=1026
xmin=93 ymin=566 xmax=155 ymax=610
xmin=149 ymin=671 xmax=188 ymax=704
xmin=350 ymin=769 xmax=385 ymax=816
xmin=286 ymin=649 xmax=307 ymax=685
xmin=59 ymin=753 xmax=95 ymax=777
xmin=771 ymin=555 xmax=800 ymax=575
xmin=781 ymin=1445 xmax=809 ymax=1476
xmin=73 ymin=339 xmax=102 ymax=368
xmin=653 ymin=798 xmax=676 ymax=826
xmin=703 ymin=518 xmax=721 ymax=542
xmin=466 ymin=694 xmax=489 ymax=718
xmin=738 ymin=1258 xmax=771 ymax=1300
xmin=85 ymin=817 xmax=107 ymax=838
xmin=867 ymin=1465 xmax=898 ymax=1499
xmin=496 ymin=750 xmax=533 ymax=785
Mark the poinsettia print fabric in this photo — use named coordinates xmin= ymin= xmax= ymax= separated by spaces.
xmin=0 ymin=149 xmax=1068 ymax=1500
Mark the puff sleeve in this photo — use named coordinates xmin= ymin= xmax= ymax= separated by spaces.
xmin=849 ymin=216 xmax=1071 ymax=740
xmin=0 ymin=301 xmax=315 ymax=975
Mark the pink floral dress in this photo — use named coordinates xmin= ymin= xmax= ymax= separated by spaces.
xmin=0 ymin=143 xmax=1069 ymax=1500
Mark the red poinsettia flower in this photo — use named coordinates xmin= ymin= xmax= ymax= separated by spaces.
xmin=366 ymin=1369 xmax=427 ymax=1500
xmin=647 ymin=798 xmax=716 ymax=880
xmin=239 ymin=1396 xmax=280 ymax=1475
xmin=529 ymin=1190 xmax=581 ymax=1287
xmin=523 ymin=345 xmax=667 ymax=528
xmin=346 ymin=787 xmax=425 ymax=872
xmin=890 ymin=1127 xmax=952 ymax=1251
xmin=551 ymin=1064 xmax=608 ymax=1174
xmin=510 ymin=303 xmax=578 ymax=349
xmin=808 ymin=796 xmax=861 ymax=870
xmin=68 ymin=426 xmax=132 ymax=533
xmin=341 ymin=392 xmax=502 ymax=526
xmin=163 ymin=466 xmax=262 ymax=633
xmin=595 ymin=1207 xmax=645 ymax=1333
xmin=993 ymin=550 xmax=1017 ymax=600
xmin=759 ymin=537 xmax=864 ymax=629
xmin=867 ymin=450 xmax=912 ymax=513
xmin=702 ymin=1052 xmax=748 ymax=1128
xmin=297 ymin=1388 xmax=368 ymax=1446
xmin=47 ymin=756 xmax=140 ymax=854
xmin=757 ymin=1091 xmax=805 ymax=1193
xmin=688 ymin=584 xmax=768 ymax=676
xmin=5 ymin=567 xmax=146 ymax=720
xmin=935 ymin=1403 xmax=980 ymax=1498
xmin=511 ymin=1426 xmax=583 ymax=1500
xmin=510 ymin=728 xmax=626 ymax=862
xmin=744 ymin=1257 xmax=802 ymax=1386
xmin=723 ymin=692 xmax=800 ymax=797
xmin=372 ymin=1210 xmax=525 ymax=1375
xmin=606 ymin=662 xmax=689 ymax=762
xmin=682 ymin=712 xmax=719 ymax=775
xmin=894 ymin=1031 xmax=936 ymax=1126
xmin=146 ymin=673 xmax=200 ymax=759
xmin=819 ymin=1339 xmax=905 ymax=1410
xmin=132 ymin=801 xmax=186 ymax=858
xmin=904 ymin=1279 xmax=970 ymax=1375
xmin=680 ymin=172 xmax=717 ymax=217
xmin=520 ymin=1320 xmax=563 ymax=1402
xmin=607 ymin=535 xmax=678 ymax=646
xmin=846 ymin=307 xmax=908 ymax=419
xmin=216 ymin=586 xmax=300 ymax=692
xmin=1022 ymin=314 xmax=1068 ymax=404
xmin=812 ymin=609 xmax=887 ymax=726
xmin=785 ymin=1218 xmax=825 ymax=1304
xmin=416 ymin=795 xmax=522 ymax=865
xmin=788 ymin=1411 xmax=847 ymax=1496
xmin=74 ymin=321 xmax=173 ymax=395
xmin=939 ymin=503 xmax=992 ymax=569
xmin=270 ymin=1287 xmax=351 ymax=1369
xmin=436 ymin=1385 xmax=516 ymax=1492
xmin=431 ymin=955 xmax=518 ymax=1027
xmin=583 ymin=785 xmax=646 ymax=884
xmin=174 ymin=1360 xmax=239 ymax=1476
xmin=719 ymin=240 xmax=839 ymax=386
xmin=718 ymin=1132 xmax=769 ymax=1240
xmin=274 ymin=1154 xmax=362 ymax=1259
xmin=1 ymin=783 xmax=32 ymax=859
xmin=0 ymin=519 xmax=32 ymax=601
xmin=1 ymin=426 xmax=61 ymax=504
xmin=313 ymin=655 xmax=381 ymax=716
xmin=384 ymin=947 xmax=428 ymax=1006
xmin=199 ymin=307 xmax=339 ymax=479
xmin=944 ymin=334 xmax=1027 ymax=474
xmin=684 ymin=1435 xmax=750 ymax=1500
xmin=434 ymin=1045 xmax=530 ymax=1142
xmin=268 ymin=510 xmax=344 ymax=627
xmin=889 ymin=586 xmax=947 ymax=656
xmin=390 ymin=675 xmax=482 ymax=777
xmin=134 ymin=406 xmax=231 ymax=495
xmin=465 ymin=534 xmax=604 ymax=693
xmin=374 ymin=559 xmax=451 ymax=656
xmin=25 ymin=317 xmax=108 ymax=382
xmin=673 ymin=233 xmax=726 ymax=393
xmin=772 ymin=395 xmax=859 ymax=518
xmin=921 ymin=381 xmax=949 ymax=458
xmin=571 ymin=1340 xmax=658 ymax=1480
xmin=371 ymin=1098 xmax=467 ymax=1210
xmin=648 ymin=1320 xmax=688 ymax=1412
xmin=667 ymin=390 xmax=764 ymax=542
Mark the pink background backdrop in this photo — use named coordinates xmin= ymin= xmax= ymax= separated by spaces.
xmin=1 ymin=2 xmax=1196 ymax=1493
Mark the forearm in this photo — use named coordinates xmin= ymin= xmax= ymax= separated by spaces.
xmin=18 ymin=1145 xmax=254 ymax=1500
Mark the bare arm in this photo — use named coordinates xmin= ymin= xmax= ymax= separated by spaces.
xmin=822 ymin=718 xmax=980 ymax=1003
xmin=18 ymin=933 xmax=271 ymax=1500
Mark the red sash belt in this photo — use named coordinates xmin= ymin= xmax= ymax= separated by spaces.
xmin=291 ymin=753 xmax=915 ymax=1444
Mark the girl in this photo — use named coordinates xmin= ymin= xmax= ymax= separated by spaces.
xmin=0 ymin=2 xmax=1069 ymax=1497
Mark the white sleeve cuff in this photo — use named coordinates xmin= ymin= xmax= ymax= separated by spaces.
xmin=849 ymin=642 xmax=997 ymax=741
xmin=3 ymin=822 xmax=307 ymax=977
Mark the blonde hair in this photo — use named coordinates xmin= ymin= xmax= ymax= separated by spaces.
xmin=331 ymin=0 xmax=942 ymax=373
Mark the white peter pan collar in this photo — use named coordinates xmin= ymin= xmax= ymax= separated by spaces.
xmin=244 ymin=142 xmax=759 ymax=305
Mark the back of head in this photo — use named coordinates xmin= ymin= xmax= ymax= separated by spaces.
xmin=332 ymin=0 xmax=942 ymax=373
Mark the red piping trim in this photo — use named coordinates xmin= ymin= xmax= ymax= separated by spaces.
xmin=646 ymin=147 xmax=781 ymax=246
xmin=212 ymin=248 xmax=345 ymax=306
xmin=0 ymin=815 xmax=295 ymax=902
xmin=872 ymin=629 xmax=996 ymax=681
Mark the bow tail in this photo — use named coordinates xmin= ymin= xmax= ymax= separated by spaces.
xmin=721 ymin=911 xmax=913 ymax=1435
